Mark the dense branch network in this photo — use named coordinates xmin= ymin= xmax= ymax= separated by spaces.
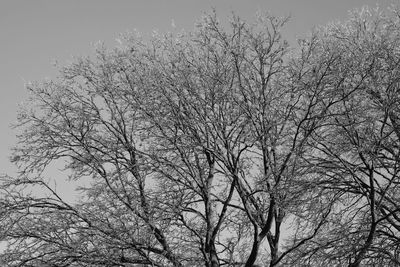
xmin=1 ymin=6 xmax=400 ymax=267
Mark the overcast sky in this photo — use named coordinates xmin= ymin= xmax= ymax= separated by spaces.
xmin=0 ymin=0 xmax=395 ymax=184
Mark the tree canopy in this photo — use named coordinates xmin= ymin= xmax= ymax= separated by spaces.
xmin=1 ymin=6 xmax=400 ymax=267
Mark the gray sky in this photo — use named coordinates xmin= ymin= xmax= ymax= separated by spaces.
xmin=0 ymin=0 xmax=395 ymax=181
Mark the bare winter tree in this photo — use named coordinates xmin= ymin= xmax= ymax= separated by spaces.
xmin=281 ymin=7 xmax=400 ymax=267
xmin=1 ymin=7 xmax=400 ymax=267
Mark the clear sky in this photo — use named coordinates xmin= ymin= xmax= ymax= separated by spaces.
xmin=0 ymin=0 xmax=395 ymax=180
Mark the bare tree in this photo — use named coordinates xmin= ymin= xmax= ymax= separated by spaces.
xmin=1 ymin=7 xmax=400 ymax=267
xmin=281 ymin=6 xmax=400 ymax=267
